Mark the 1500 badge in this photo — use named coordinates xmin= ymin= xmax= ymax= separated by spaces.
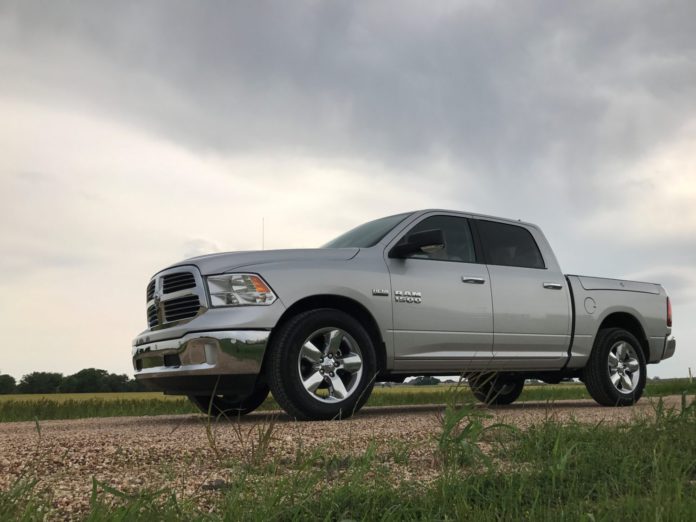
xmin=394 ymin=290 xmax=422 ymax=304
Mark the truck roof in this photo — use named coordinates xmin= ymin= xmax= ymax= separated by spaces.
xmin=412 ymin=209 xmax=541 ymax=231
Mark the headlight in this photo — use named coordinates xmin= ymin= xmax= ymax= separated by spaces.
xmin=206 ymin=274 xmax=277 ymax=307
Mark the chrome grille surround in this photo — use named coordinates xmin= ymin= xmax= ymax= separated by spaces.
xmin=145 ymin=267 xmax=207 ymax=330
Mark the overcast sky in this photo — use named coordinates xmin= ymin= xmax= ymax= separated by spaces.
xmin=1 ymin=1 xmax=694 ymax=380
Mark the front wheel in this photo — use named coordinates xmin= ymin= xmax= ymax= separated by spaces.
xmin=584 ymin=327 xmax=646 ymax=406
xmin=266 ymin=309 xmax=377 ymax=421
xmin=469 ymin=373 xmax=524 ymax=405
xmin=188 ymin=382 xmax=270 ymax=417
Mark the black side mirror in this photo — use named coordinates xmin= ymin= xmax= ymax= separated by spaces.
xmin=389 ymin=229 xmax=445 ymax=258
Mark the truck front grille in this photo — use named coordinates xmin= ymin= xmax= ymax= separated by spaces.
xmin=145 ymin=268 xmax=206 ymax=329
xmin=164 ymin=295 xmax=201 ymax=322
xmin=146 ymin=280 xmax=155 ymax=301
xmin=147 ymin=305 xmax=158 ymax=328
xmin=162 ymin=272 xmax=196 ymax=294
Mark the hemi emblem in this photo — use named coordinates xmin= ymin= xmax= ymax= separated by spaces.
xmin=372 ymin=289 xmax=390 ymax=297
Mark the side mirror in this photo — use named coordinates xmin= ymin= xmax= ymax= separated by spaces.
xmin=389 ymin=229 xmax=445 ymax=258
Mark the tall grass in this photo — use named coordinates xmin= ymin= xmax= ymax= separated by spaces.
xmin=0 ymin=398 xmax=199 ymax=422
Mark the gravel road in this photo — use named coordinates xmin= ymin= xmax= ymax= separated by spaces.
xmin=0 ymin=395 xmax=686 ymax=518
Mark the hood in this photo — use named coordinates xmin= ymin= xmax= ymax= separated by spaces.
xmin=162 ymin=248 xmax=360 ymax=276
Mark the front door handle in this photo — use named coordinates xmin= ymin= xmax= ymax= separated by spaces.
xmin=543 ymin=282 xmax=563 ymax=290
xmin=462 ymin=276 xmax=486 ymax=284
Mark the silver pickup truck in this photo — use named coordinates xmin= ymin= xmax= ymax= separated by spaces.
xmin=132 ymin=210 xmax=676 ymax=420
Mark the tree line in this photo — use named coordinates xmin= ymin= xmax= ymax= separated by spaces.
xmin=0 ymin=369 xmax=147 ymax=394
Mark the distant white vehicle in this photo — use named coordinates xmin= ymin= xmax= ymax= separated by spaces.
xmin=132 ymin=210 xmax=676 ymax=420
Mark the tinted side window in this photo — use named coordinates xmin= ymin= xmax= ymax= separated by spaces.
xmin=400 ymin=215 xmax=476 ymax=263
xmin=477 ymin=220 xmax=545 ymax=269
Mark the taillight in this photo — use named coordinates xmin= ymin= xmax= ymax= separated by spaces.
xmin=666 ymin=297 xmax=672 ymax=327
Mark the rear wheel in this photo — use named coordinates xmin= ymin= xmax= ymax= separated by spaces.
xmin=267 ymin=309 xmax=377 ymax=420
xmin=584 ymin=327 xmax=646 ymax=406
xmin=188 ymin=382 xmax=270 ymax=417
xmin=469 ymin=373 xmax=524 ymax=405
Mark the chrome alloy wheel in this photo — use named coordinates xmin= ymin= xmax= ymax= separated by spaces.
xmin=297 ymin=327 xmax=364 ymax=403
xmin=608 ymin=341 xmax=641 ymax=394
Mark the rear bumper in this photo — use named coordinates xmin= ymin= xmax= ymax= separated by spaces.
xmin=662 ymin=336 xmax=676 ymax=360
xmin=132 ymin=330 xmax=270 ymax=395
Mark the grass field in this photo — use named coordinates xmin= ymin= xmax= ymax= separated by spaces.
xmin=2 ymin=391 xmax=695 ymax=520
xmin=0 ymin=378 xmax=694 ymax=423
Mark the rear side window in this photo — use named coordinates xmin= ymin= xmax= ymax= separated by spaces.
xmin=400 ymin=215 xmax=477 ymax=263
xmin=477 ymin=220 xmax=545 ymax=269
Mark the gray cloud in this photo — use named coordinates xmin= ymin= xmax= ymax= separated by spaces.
xmin=3 ymin=1 xmax=696 ymax=177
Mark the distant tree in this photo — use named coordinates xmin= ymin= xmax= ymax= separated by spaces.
xmin=104 ymin=372 xmax=130 ymax=392
xmin=60 ymin=368 xmax=110 ymax=393
xmin=59 ymin=368 xmax=147 ymax=393
xmin=0 ymin=374 xmax=16 ymax=394
xmin=61 ymin=368 xmax=139 ymax=393
xmin=14 ymin=368 xmax=147 ymax=394
xmin=124 ymin=378 xmax=148 ymax=392
xmin=17 ymin=372 xmax=64 ymax=394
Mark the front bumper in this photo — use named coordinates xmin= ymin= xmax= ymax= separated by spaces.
xmin=132 ymin=330 xmax=270 ymax=395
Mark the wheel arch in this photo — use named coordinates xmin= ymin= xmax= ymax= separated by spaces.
xmin=263 ymin=294 xmax=387 ymax=377
xmin=597 ymin=312 xmax=650 ymax=361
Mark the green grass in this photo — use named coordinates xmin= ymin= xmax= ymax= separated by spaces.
xmin=0 ymin=392 xmax=181 ymax=403
xmin=0 ymin=379 xmax=694 ymax=423
xmin=3 ymin=394 xmax=695 ymax=520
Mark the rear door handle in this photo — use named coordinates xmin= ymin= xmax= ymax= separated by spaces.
xmin=543 ymin=282 xmax=563 ymax=290
xmin=462 ymin=276 xmax=486 ymax=284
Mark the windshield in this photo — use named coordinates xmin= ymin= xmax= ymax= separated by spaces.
xmin=322 ymin=212 xmax=413 ymax=248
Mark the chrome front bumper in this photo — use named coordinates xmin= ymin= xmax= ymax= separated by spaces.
xmin=132 ymin=330 xmax=270 ymax=395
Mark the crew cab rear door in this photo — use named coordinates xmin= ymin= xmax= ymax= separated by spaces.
xmin=385 ymin=213 xmax=494 ymax=371
xmin=474 ymin=219 xmax=571 ymax=368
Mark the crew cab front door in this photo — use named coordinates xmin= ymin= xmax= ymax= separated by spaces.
xmin=386 ymin=214 xmax=494 ymax=372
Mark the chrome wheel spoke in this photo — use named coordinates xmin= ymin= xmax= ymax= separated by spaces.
xmin=303 ymin=371 xmax=325 ymax=393
xmin=326 ymin=329 xmax=344 ymax=355
xmin=301 ymin=341 xmax=323 ymax=363
xmin=341 ymin=354 xmax=363 ymax=372
xmin=615 ymin=342 xmax=626 ymax=360
xmin=626 ymin=358 xmax=639 ymax=372
xmin=610 ymin=372 xmax=621 ymax=386
xmin=608 ymin=352 xmax=619 ymax=368
xmin=329 ymin=374 xmax=348 ymax=399
xmin=620 ymin=373 xmax=633 ymax=391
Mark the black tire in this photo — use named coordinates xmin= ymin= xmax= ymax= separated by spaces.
xmin=266 ymin=308 xmax=377 ymax=421
xmin=469 ymin=373 xmax=524 ymax=405
xmin=188 ymin=382 xmax=270 ymax=417
xmin=584 ymin=327 xmax=646 ymax=406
